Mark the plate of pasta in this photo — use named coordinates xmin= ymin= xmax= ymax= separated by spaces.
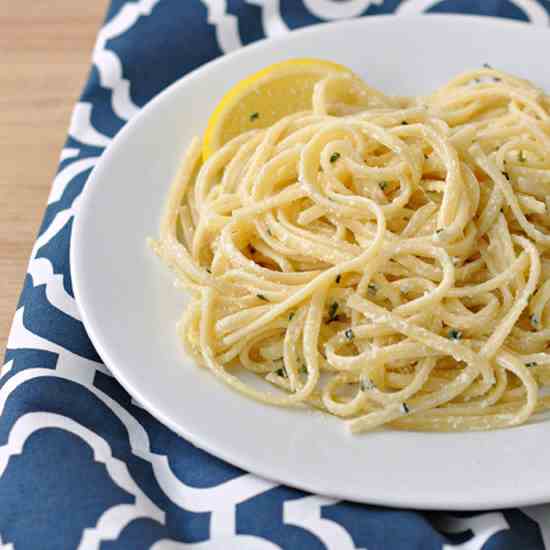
xmin=72 ymin=15 xmax=550 ymax=509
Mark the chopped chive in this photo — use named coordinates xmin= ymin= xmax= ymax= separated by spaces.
xmin=502 ymin=171 xmax=510 ymax=181
xmin=448 ymin=329 xmax=462 ymax=341
xmin=345 ymin=328 xmax=354 ymax=341
xmin=327 ymin=302 xmax=339 ymax=324
xmin=336 ymin=274 xmax=341 ymax=284
xmin=250 ymin=112 xmax=259 ymax=121
xmin=257 ymin=294 xmax=268 ymax=301
xmin=424 ymin=154 xmax=429 ymax=160
xmin=526 ymin=362 xmax=538 ymax=368
xmin=360 ymin=377 xmax=375 ymax=392
xmin=267 ymin=229 xmax=272 ymax=236
xmin=519 ymin=150 xmax=526 ymax=162
xmin=530 ymin=314 xmax=539 ymax=328
xmin=320 ymin=350 xmax=327 ymax=360
xmin=401 ymin=120 xmax=408 ymax=125
xmin=367 ymin=283 xmax=377 ymax=296
xmin=402 ymin=402 xmax=410 ymax=414
xmin=330 ymin=152 xmax=341 ymax=163
xmin=379 ymin=181 xmax=388 ymax=191
xmin=288 ymin=312 xmax=295 ymax=321
xmin=206 ymin=268 xmax=212 ymax=274
xmin=275 ymin=367 xmax=287 ymax=378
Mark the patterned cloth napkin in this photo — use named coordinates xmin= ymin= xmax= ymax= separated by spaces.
xmin=3 ymin=2 xmax=550 ymax=549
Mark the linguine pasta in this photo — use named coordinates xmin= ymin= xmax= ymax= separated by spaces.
xmin=151 ymin=67 xmax=550 ymax=433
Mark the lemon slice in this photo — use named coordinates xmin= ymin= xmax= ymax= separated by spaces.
xmin=202 ymin=58 xmax=353 ymax=160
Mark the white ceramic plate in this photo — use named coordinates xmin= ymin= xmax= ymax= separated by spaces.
xmin=72 ymin=15 xmax=550 ymax=510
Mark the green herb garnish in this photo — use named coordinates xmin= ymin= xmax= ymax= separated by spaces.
xmin=327 ymin=302 xmax=339 ymax=324
xmin=336 ymin=274 xmax=341 ymax=284
xmin=526 ymin=362 xmax=538 ymax=368
xmin=360 ymin=377 xmax=375 ymax=392
xmin=402 ymin=402 xmax=410 ymax=414
xmin=367 ymin=283 xmax=377 ymax=296
xmin=330 ymin=152 xmax=340 ymax=163
xmin=275 ymin=367 xmax=287 ymax=378
xmin=250 ymin=112 xmax=259 ymax=121
xmin=502 ymin=171 xmax=510 ymax=181
xmin=379 ymin=181 xmax=388 ymax=191
xmin=288 ymin=312 xmax=295 ymax=321
xmin=519 ymin=150 xmax=526 ymax=162
xmin=345 ymin=328 xmax=354 ymax=341
xmin=257 ymin=294 xmax=268 ymax=301
xmin=448 ymin=329 xmax=462 ymax=341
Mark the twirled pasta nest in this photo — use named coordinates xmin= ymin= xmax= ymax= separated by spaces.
xmin=151 ymin=68 xmax=550 ymax=433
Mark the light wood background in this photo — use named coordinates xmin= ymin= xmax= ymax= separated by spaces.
xmin=0 ymin=1 xmax=109 ymax=356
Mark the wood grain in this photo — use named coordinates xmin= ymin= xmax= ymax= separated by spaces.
xmin=0 ymin=0 xmax=109 ymax=357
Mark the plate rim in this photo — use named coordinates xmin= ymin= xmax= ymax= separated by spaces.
xmin=72 ymin=13 xmax=550 ymax=511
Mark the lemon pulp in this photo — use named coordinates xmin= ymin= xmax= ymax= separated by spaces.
xmin=202 ymin=58 xmax=353 ymax=160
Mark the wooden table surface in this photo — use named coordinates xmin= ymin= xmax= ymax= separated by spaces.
xmin=0 ymin=1 xmax=109 ymax=356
